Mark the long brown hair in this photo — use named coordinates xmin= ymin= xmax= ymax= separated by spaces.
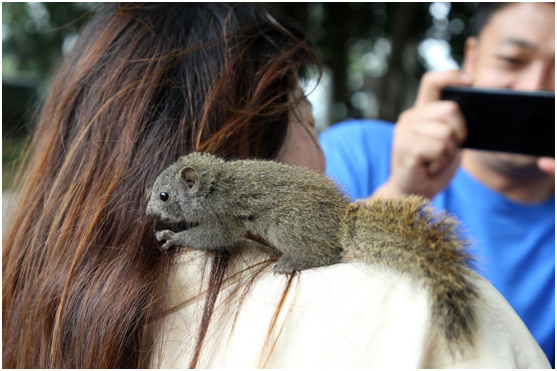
xmin=2 ymin=3 xmax=319 ymax=368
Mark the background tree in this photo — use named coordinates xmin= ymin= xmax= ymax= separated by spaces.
xmin=276 ymin=2 xmax=476 ymax=123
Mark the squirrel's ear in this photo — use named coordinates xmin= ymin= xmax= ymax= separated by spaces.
xmin=180 ymin=167 xmax=200 ymax=193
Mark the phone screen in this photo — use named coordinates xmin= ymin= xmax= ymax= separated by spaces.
xmin=441 ymin=87 xmax=554 ymax=157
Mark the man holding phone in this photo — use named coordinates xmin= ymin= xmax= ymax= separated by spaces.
xmin=320 ymin=2 xmax=554 ymax=365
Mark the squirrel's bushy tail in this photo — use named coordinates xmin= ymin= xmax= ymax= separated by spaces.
xmin=341 ymin=196 xmax=479 ymax=352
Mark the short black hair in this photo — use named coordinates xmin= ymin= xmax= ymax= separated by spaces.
xmin=470 ymin=3 xmax=508 ymax=37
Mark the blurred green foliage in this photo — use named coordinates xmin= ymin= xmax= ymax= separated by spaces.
xmin=2 ymin=2 xmax=98 ymax=79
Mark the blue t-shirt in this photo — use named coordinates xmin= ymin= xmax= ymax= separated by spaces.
xmin=320 ymin=120 xmax=555 ymax=366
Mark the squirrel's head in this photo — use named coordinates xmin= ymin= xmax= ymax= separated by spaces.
xmin=146 ymin=152 xmax=224 ymax=224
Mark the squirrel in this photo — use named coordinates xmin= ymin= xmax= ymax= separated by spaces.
xmin=146 ymin=152 xmax=479 ymax=352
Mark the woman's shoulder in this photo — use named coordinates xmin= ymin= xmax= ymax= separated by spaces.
xmin=261 ymin=261 xmax=432 ymax=342
xmin=249 ymin=262 xmax=550 ymax=368
xmin=155 ymin=253 xmax=550 ymax=368
xmin=258 ymin=262 xmax=433 ymax=368
xmin=155 ymin=254 xmax=430 ymax=368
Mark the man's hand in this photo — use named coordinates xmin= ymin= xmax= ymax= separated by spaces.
xmin=374 ymin=70 xmax=471 ymax=199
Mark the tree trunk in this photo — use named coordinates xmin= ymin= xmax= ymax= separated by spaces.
xmin=379 ymin=3 xmax=421 ymax=122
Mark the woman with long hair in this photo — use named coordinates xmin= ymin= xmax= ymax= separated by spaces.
xmin=2 ymin=3 xmax=549 ymax=368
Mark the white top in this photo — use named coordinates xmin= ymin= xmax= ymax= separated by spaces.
xmin=148 ymin=248 xmax=550 ymax=368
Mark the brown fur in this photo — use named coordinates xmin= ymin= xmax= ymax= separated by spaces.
xmin=148 ymin=153 xmax=479 ymax=353
xmin=342 ymin=197 xmax=478 ymax=353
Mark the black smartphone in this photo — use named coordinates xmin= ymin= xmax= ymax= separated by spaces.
xmin=440 ymin=87 xmax=555 ymax=157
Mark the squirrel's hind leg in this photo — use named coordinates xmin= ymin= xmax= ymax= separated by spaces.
xmin=273 ymin=255 xmax=331 ymax=275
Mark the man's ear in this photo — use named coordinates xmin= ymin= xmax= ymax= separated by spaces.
xmin=180 ymin=167 xmax=200 ymax=193
xmin=463 ymin=37 xmax=478 ymax=78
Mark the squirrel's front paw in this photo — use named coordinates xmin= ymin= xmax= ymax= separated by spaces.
xmin=155 ymin=230 xmax=175 ymax=242
xmin=155 ymin=230 xmax=182 ymax=251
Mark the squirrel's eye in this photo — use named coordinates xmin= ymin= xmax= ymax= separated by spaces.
xmin=159 ymin=192 xmax=169 ymax=202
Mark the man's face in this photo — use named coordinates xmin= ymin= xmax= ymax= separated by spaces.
xmin=463 ymin=3 xmax=555 ymax=171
